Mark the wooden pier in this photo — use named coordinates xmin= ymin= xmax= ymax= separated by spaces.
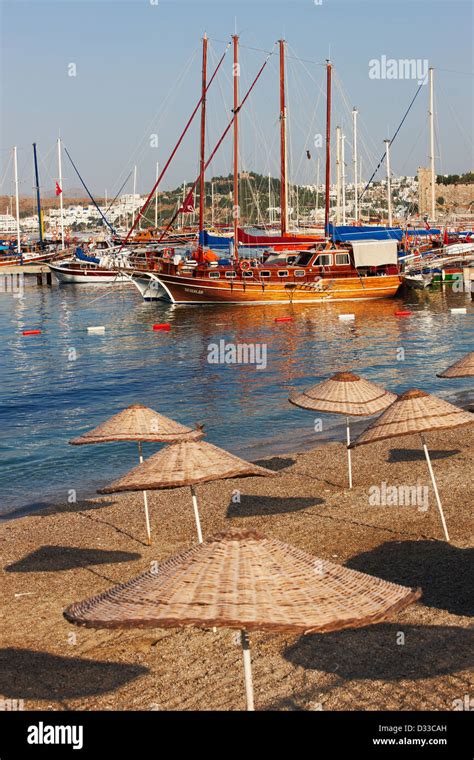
xmin=1 ymin=264 xmax=53 ymax=286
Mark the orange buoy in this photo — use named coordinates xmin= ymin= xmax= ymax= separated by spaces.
xmin=275 ymin=317 xmax=293 ymax=323
xmin=22 ymin=329 xmax=41 ymax=335
xmin=153 ymin=323 xmax=171 ymax=331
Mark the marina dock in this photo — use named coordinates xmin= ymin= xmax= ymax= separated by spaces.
xmin=1 ymin=263 xmax=52 ymax=285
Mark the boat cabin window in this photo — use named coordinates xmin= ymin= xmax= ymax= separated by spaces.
xmin=278 ymin=270 xmax=289 ymax=278
xmin=209 ymin=272 xmax=220 ymax=279
xmin=259 ymin=271 xmax=271 ymax=278
xmin=314 ymin=254 xmax=332 ymax=266
xmin=225 ymin=271 xmax=237 ymax=279
xmin=265 ymin=254 xmax=296 ymax=265
xmin=292 ymin=251 xmax=314 ymax=267
xmin=243 ymin=271 xmax=254 ymax=278
xmin=335 ymin=253 xmax=350 ymax=266
xmin=294 ymin=270 xmax=305 ymax=277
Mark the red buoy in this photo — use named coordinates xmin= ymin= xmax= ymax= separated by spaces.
xmin=22 ymin=329 xmax=42 ymax=335
xmin=275 ymin=317 xmax=293 ymax=323
xmin=153 ymin=323 xmax=171 ymax=331
xmin=394 ymin=311 xmax=412 ymax=317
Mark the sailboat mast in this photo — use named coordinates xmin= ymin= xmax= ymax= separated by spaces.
xmin=279 ymin=39 xmax=288 ymax=236
xmin=429 ymin=67 xmax=436 ymax=222
xmin=232 ymin=34 xmax=239 ymax=255
xmin=324 ymin=60 xmax=332 ymax=233
xmin=341 ymin=133 xmax=346 ymax=224
xmin=32 ymin=143 xmax=43 ymax=247
xmin=384 ymin=139 xmax=393 ymax=226
xmin=199 ymin=33 xmax=208 ymax=243
xmin=13 ymin=146 xmax=21 ymax=255
xmin=335 ymin=126 xmax=341 ymax=225
xmin=155 ymin=161 xmax=159 ymax=229
xmin=57 ymin=137 xmax=65 ymax=249
xmin=315 ymin=157 xmax=320 ymax=220
xmin=352 ymin=107 xmax=358 ymax=222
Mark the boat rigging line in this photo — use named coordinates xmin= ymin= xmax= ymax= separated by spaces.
xmin=358 ymin=79 xmax=426 ymax=203
xmin=157 ymin=43 xmax=277 ymax=246
xmin=63 ymin=145 xmax=116 ymax=234
xmin=104 ymin=169 xmax=133 ymax=218
xmin=118 ymin=40 xmax=232 ymax=253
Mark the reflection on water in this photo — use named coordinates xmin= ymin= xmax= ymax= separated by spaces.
xmin=0 ymin=280 xmax=472 ymax=516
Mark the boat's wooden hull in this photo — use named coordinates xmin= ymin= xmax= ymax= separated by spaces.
xmin=151 ymin=272 xmax=402 ymax=304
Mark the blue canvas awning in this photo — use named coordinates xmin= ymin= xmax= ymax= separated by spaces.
xmin=326 ymin=224 xmax=441 ymax=242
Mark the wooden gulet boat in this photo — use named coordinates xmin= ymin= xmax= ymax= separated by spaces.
xmin=127 ymin=38 xmax=402 ymax=305
xmin=131 ymin=242 xmax=401 ymax=304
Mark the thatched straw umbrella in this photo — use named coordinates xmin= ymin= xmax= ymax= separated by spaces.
xmin=350 ymin=388 xmax=474 ymax=542
xmin=70 ymin=405 xmax=203 ymax=545
xmin=64 ymin=529 xmax=421 ymax=710
xmin=98 ymin=440 xmax=276 ymax=544
xmin=437 ymin=351 xmax=474 ymax=378
xmin=289 ymin=372 xmax=396 ymax=488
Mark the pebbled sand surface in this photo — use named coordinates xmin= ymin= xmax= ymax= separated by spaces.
xmin=1 ymin=427 xmax=473 ymax=711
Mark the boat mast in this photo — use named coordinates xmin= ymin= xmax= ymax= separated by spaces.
xmin=384 ymin=138 xmax=393 ymax=226
xmin=132 ymin=164 xmax=140 ymax=227
xmin=324 ymin=60 xmax=332 ymax=234
xmin=341 ymin=132 xmax=346 ymax=224
xmin=279 ymin=39 xmax=288 ymax=236
xmin=232 ymin=33 xmax=239 ymax=256
xmin=32 ymin=143 xmax=43 ymax=247
xmin=352 ymin=107 xmax=358 ymax=222
xmin=315 ymin=157 xmax=320 ymax=220
xmin=199 ymin=32 xmax=208 ymax=250
xmin=211 ymin=180 xmax=215 ymax=226
xmin=429 ymin=67 xmax=436 ymax=222
xmin=268 ymin=173 xmax=272 ymax=225
xmin=155 ymin=161 xmax=159 ymax=229
xmin=13 ymin=146 xmax=21 ymax=255
xmin=57 ymin=137 xmax=65 ymax=249
xmin=335 ymin=126 xmax=341 ymax=225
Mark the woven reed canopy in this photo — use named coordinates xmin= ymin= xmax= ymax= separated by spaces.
xmin=64 ymin=529 xmax=420 ymax=634
xmin=289 ymin=372 xmax=396 ymax=416
xmin=437 ymin=351 xmax=474 ymax=378
xmin=70 ymin=404 xmax=203 ymax=445
xmin=98 ymin=440 xmax=276 ymax=493
xmin=351 ymin=388 xmax=474 ymax=447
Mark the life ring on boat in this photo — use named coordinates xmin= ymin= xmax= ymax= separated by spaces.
xmin=239 ymin=259 xmax=251 ymax=271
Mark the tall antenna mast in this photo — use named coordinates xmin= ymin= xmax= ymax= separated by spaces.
xmin=232 ymin=34 xmax=239 ymax=256
xmin=199 ymin=33 xmax=208 ymax=248
xmin=279 ymin=39 xmax=288 ymax=236
xmin=324 ymin=60 xmax=332 ymax=233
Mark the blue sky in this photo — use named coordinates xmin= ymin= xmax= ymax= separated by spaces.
xmin=1 ymin=0 xmax=472 ymax=198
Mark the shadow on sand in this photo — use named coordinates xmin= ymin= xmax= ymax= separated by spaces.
xmin=387 ymin=448 xmax=460 ymax=463
xmin=0 ymin=648 xmax=147 ymax=701
xmin=227 ymin=494 xmax=323 ymax=518
xmin=4 ymin=545 xmax=141 ymax=573
xmin=252 ymin=456 xmax=296 ymax=472
xmin=284 ymin=623 xmax=473 ymax=681
xmin=346 ymin=540 xmax=473 ymax=617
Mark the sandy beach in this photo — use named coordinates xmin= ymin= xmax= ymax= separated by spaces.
xmin=1 ymin=427 xmax=472 ymax=712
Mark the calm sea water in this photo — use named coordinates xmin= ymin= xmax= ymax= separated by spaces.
xmin=0 ymin=278 xmax=472 ymax=517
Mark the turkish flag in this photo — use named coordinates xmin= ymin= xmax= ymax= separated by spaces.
xmin=178 ymin=189 xmax=195 ymax=214
xmin=443 ymin=228 xmax=449 ymax=245
xmin=55 ymin=182 xmax=62 ymax=196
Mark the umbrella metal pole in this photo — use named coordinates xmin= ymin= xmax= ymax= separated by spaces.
xmin=346 ymin=417 xmax=353 ymax=489
xmin=420 ymin=435 xmax=450 ymax=542
xmin=240 ymin=630 xmax=255 ymax=711
xmin=190 ymin=486 xmax=203 ymax=543
xmin=137 ymin=442 xmax=152 ymax=545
